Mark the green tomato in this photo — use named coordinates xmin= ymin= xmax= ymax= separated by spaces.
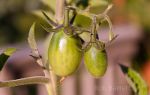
xmin=84 ymin=45 xmax=107 ymax=78
xmin=48 ymin=28 xmax=82 ymax=77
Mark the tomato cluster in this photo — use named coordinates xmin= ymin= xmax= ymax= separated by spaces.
xmin=43 ymin=6 xmax=116 ymax=78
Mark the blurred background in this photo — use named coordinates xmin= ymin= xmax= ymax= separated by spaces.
xmin=0 ymin=0 xmax=150 ymax=95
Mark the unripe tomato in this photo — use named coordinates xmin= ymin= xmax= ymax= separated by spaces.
xmin=48 ymin=28 xmax=82 ymax=77
xmin=84 ymin=44 xmax=107 ymax=78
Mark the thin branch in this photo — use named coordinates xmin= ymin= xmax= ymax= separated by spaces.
xmin=64 ymin=8 xmax=70 ymax=27
xmin=104 ymin=15 xmax=113 ymax=41
xmin=55 ymin=0 xmax=65 ymax=23
xmin=97 ymin=4 xmax=113 ymax=20
xmin=0 ymin=76 xmax=49 ymax=88
xmin=91 ymin=16 xmax=97 ymax=42
xmin=103 ymin=4 xmax=113 ymax=15
xmin=96 ymin=4 xmax=116 ymax=42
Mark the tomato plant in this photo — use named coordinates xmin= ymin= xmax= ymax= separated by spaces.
xmin=0 ymin=0 xmax=148 ymax=95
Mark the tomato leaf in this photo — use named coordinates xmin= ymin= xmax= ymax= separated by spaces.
xmin=73 ymin=13 xmax=92 ymax=28
xmin=28 ymin=23 xmax=45 ymax=68
xmin=28 ymin=23 xmax=38 ymax=51
xmin=119 ymin=64 xmax=148 ymax=95
xmin=89 ymin=0 xmax=108 ymax=14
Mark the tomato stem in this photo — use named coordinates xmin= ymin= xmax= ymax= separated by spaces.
xmin=91 ymin=16 xmax=97 ymax=43
xmin=0 ymin=76 xmax=49 ymax=87
xmin=64 ymin=7 xmax=70 ymax=27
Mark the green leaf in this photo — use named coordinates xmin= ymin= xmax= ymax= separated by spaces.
xmin=73 ymin=13 xmax=92 ymax=42
xmin=73 ymin=13 xmax=92 ymax=28
xmin=0 ymin=48 xmax=16 ymax=71
xmin=89 ymin=0 xmax=109 ymax=14
xmin=89 ymin=0 xmax=108 ymax=7
xmin=28 ymin=23 xmax=38 ymax=51
xmin=79 ymin=32 xmax=91 ymax=42
xmin=28 ymin=23 xmax=44 ymax=68
xmin=120 ymin=64 xmax=148 ymax=95
xmin=3 ymin=48 xmax=16 ymax=56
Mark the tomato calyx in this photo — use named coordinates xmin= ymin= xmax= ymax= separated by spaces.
xmin=83 ymin=15 xmax=105 ymax=52
xmin=83 ymin=41 xmax=105 ymax=52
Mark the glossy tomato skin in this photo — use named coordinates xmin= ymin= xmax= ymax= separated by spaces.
xmin=84 ymin=45 xmax=107 ymax=78
xmin=48 ymin=28 xmax=82 ymax=77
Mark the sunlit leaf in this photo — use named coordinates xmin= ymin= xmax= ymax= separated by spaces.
xmin=0 ymin=48 xmax=16 ymax=71
xmin=79 ymin=32 xmax=91 ymax=42
xmin=3 ymin=48 xmax=16 ymax=56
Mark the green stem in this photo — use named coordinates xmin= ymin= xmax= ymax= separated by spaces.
xmin=64 ymin=8 xmax=70 ymax=27
xmin=97 ymin=4 xmax=114 ymax=41
xmin=44 ymin=1 xmax=65 ymax=95
xmin=0 ymin=76 xmax=49 ymax=88
xmin=104 ymin=15 xmax=113 ymax=41
xmin=103 ymin=4 xmax=113 ymax=15
xmin=55 ymin=0 xmax=65 ymax=23
xmin=91 ymin=16 xmax=97 ymax=42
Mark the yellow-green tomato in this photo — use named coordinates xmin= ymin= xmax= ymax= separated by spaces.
xmin=84 ymin=45 xmax=107 ymax=78
xmin=48 ymin=28 xmax=82 ymax=77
